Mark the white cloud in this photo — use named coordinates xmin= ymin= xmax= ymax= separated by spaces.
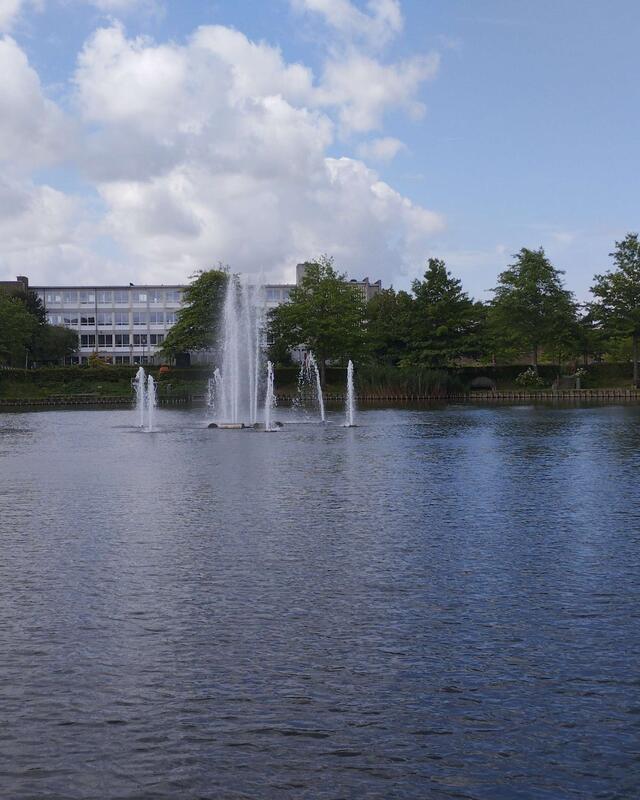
xmin=0 ymin=0 xmax=25 ymax=32
xmin=66 ymin=22 xmax=445 ymax=284
xmin=0 ymin=35 xmax=74 ymax=168
xmin=317 ymin=51 xmax=439 ymax=133
xmin=291 ymin=0 xmax=403 ymax=48
xmin=356 ymin=135 xmax=406 ymax=161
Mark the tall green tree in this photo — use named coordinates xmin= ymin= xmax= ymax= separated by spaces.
xmin=33 ymin=325 xmax=79 ymax=364
xmin=268 ymin=255 xmax=366 ymax=383
xmin=489 ymin=247 xmax=577 ymax=369
xmin=366 ymin=288 xmax=414 ymax=365
xmin=0 ymin=294 xmax=37 ymax=366
xmin=590 ymin=233 xmax=640 ymax=386
xmin=407 ymin=258 xmax=484 ymax=367
xmin=161 ymin=267 xmax=228 ymax=359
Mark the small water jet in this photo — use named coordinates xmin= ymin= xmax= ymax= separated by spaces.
xmin=293 ymin=353 xmax=325 ymax=423
xmin=134 ymin=367 xmax=146 ymax=428
xmin=146 ymin=374 xmax=157 ymax=432
xmin=264 ymin=360 xmax=277 ymax=431
xmin=343 ymin=360 xmax=357 ymax=427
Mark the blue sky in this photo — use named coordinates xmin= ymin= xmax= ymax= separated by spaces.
xmin=1 ymin=0 xmax=639 ymax=299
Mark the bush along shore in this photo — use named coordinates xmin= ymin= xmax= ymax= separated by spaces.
xmin=1 ymin=363 xmax=640 ymax=407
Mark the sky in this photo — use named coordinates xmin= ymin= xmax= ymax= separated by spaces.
xmin=1 ymin=0 xmax=639 ymax=300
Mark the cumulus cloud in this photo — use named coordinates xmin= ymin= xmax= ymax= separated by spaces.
xmin=291 ymin=0 xmax=403 ymax=48
xmin=0 ymin=0 xmax=26 ymax=32
xmin=357 ymin=136 xmax=406 ymax=161
xmin=66 ymin=22 xmax=444 ymax=284
xmin=0 ymin=35 xmax=74 ymax=168
xmin=1 ymin=6 xmax=444 ymax=286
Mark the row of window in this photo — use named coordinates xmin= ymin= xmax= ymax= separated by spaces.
xmin=79 ymin=334 xmax=165 ymax=348
xmin=67 ymin=355 xmax=152 ymax=365
xmin=48 ymin=312 xmax=176 ymax=326
xmin=265 ymin=287 xmax=291 ymax=302
xmin=41 ymin=289 xmax=183 ymax=305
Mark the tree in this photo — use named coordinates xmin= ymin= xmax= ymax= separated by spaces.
xmin=407 ymin=258 xmax=484 ymax=367
xmin=161 ymin=267 xmax=228 ymax=359
xmin=590 ymin=233 xmax=640 ymax=386
xmin=268 ymin=255 xmax=366 ymax=383
xmin=33 ymin=325 xmax=79 ymax=365
xmin=366 ymin=288 xmax=414 ymax=365
xmin=0 ymin=294 xmax=36 ymax=366
xmin=489 ymin=247 xmax=577 ymax=369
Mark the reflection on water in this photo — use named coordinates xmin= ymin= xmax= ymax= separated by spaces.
xmin=1 ymin=405 xmax=639 ymax=799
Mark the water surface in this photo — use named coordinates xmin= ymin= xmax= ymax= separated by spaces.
xmin=1 ymin=405 xmax=639 ymax=799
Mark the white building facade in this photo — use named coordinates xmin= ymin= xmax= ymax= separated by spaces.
xmin=31 ymin=269 xmax=381 ymax=365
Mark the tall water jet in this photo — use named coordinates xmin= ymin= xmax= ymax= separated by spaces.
xmin=146 ymin=374 xmax=157 ymax=432
xmin=264 ymin=360 xmax=276 ymax=431
xmin=134 ymin=367 xmax=146 ymax=428
xmin=216 ymin=277 xmax=266 ymax=425
xmin=307 ymin=352 xmax=325 ymax=423
xmin=344 ymin=360 xmax=356 ymax=427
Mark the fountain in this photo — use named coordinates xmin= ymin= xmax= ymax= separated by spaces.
xmin=293 ymin=352 xmax=325 ymax=423
xmin=214 ymin=277 xmax=266 ymax=426
xmin=134 ymin=367 xmax=146 ymax=428
xmin=146 ymin=374 xmax=157 ymax=432
xmin=344 ymin=360 xmax=356 ymax=427
xmin=264 ymin=361 xmax=277 ymax=431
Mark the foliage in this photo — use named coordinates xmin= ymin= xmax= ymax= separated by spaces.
xmin=0 ymin=294 xmax=36 ymax=366
xmin=33 ymin=325 xmax=79 ymax=364
xmin=356 ymin=364 xmax=466 ymax=396
xmin=406 ymin=258 xmax=485 ymax=367
xmin=161 ymin=267 xmax=228 ymax=358
xmin=268 ymin=255 xmax=366 ymax=381
xmin=488 ymin=247 xmax=577 ymax=367
xmin=590 ymin=233 xmax=640 ymax=384
xmin=514 ymin=367 xmax=546 ymax=388
xmin=366 ymin=288 xmax=414 ymax=365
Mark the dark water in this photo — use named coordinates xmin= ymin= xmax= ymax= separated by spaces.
xmin=1 ymin=405 xmax=639 ymax=799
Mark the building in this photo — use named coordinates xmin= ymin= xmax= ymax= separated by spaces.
xmin=29 ymin=265 xmax=383 ymax=365
xmin=0 ymin=275 xmax=29 ymax=295
xmin=32 ymin=284 xmax=184 ymax=365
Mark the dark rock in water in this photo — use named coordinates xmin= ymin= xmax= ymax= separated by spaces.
xmin=274 ymin=421 xmax=284 ymax=428
xmin=207 ymin=423 xmax=218 ymax=428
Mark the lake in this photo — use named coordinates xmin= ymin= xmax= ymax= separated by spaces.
xmin=1 ymin=404 xmax=639 ymax=799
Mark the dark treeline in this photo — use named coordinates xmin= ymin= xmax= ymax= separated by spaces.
xmin=265 ymin=234 xmax=640 ymax=386
xmin=0 ymin=284 xmax=78 ymax=367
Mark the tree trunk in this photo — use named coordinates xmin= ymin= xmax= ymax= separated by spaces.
xmin=633 ymin=335 xmax=639 ymax=388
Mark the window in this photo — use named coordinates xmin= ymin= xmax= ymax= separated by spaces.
xmin=165 ymin=290 xmax=181 ymax=303
xmin=134 ymin=292 xmax=147 ymax=303
xmin=97 ymin=291 xmax=113 ymax=304
xmin=114 ymin=312 xmax=129 ymax=326
xmin=165 ymin=311 xmax=177 ymax=325
xmin=47 ymin=313 xmax=63 ymax=325
xmin=133 ymin=356 xmax=149 ymax=365
xmin=80 ymin=315 xmax=96 ymax=326
xmin=63 ymin=312 xmax=79 ymax=326
xmin=46 ymin=292 xmax=61 ymax=304
xmin=133 ymin=334 xmax=148 ymax=346
xmin=80 ymin=334 xmax=95 ymax=348
xmin=114 ymin=356 xmax=130 ymax=364
xmin=98 ymin=334 xmax=113 ymax=348
xmin=114 ymin=290 xmax=129 ymax=304
xmin=266 ymin=288 xmax=280 ymax=301
xmin=79 ymin=291 xmax=95 ymax=304
xmin=149 ymin=334 xmax=164 ymax=346
xmin=115 ymin=334 xmax=130 ymax=347
xmin=97 ymin=312 xmax=113 ymax=326
xmin=65 ymin=356 xmax=80 ymax=365
xmin=148 ymin=290 xmax=162 ymax=304
xmin=62 ymin=291 xmax=77 ymax=304
xmin=282 ymin=288 xmax=291 ymax=301
xmin=133 ymin=312 xmax=147 ymax=326
xmin=148 ymin=311 xmax=164 ymax=325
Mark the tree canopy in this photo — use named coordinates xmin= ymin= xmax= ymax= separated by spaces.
xmin=590 ymin=233 xmax=640 ymax=385
xmin=161 ymin=268 xmax=228 ymax=359
xmin=488 ymin=248 xmax=577 ymax=368
xmin=269 ymin=256 xmax=366 ymax=381
xmin=0 ymin=294 xmax=37 ymax=366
